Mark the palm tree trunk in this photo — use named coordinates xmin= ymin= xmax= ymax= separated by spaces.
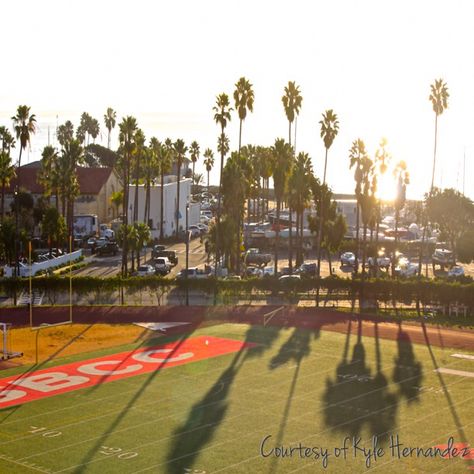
xmin=362 ymin=223 xmax=368 ymax=276
xmin=274 ymin=199 xmax=280 ymax=276
xmin=176 ymin=165 xmax=181 ymax=239
xmin=1 ymin=180 xmax=5 ymax=222
xmin=134 ymin=156 xmax=140 ymax=223
xmin=328 ymin=246 xmax=333 ymax=276
xmin=430 ymin=114 xmax=438 ymax=193
xmin=288 ymin=121 xmax=292 ymax=146
xmin=317 ymin=148 xmax=329 ymax=276
xmin=392 ymin=207 xmax=400 ymax=276
xmin=160 ymin=170 xmax=164 ymax=240
xmin=374 ymin=201 xmax=380 ymax=275
xmin=238 ymin=120 xmax=242 ymax=153
xmin=355 ymin=202 xmax=360 ymax=273
xmin=288 ymin=206 xmax=293 ymax=272
xmin=107 ymin=129 xmax=111 ymax=149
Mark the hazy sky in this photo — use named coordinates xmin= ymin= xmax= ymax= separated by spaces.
xmin=1 ymin=0 xmax=473 ymax=199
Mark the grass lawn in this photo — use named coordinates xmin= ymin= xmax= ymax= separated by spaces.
xmin=0 ymin=321 xmax=472 ymax=473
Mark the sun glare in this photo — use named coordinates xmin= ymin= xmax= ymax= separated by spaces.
xmin=376 ymin=173 xmax=397 ymax=202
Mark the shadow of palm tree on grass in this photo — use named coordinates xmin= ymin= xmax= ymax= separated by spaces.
xmin=323 ymin=319 xmax=398 ymax=441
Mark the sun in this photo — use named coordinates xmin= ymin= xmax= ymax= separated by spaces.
xmin=375 ymin=173 xmax=397 ymax=202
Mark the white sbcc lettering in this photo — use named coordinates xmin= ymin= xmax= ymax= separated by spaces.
xmin=77 ymin=360 xmax=143 ymax=376
xmin=0 ymin=388 xmax=27 ymax=404
xmin=132 ymin=349 xmax=194 ymax=364
xmin=10 ymin=372 xmax=89 ymax=393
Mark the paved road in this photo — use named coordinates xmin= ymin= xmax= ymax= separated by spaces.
xmin=72 ymin=237 xmax=474 ymax=280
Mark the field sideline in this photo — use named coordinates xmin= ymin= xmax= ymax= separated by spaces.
xmin=0 ymin=311 xmax=472 ymax=472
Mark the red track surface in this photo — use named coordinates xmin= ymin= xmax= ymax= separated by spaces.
xmin=1 ymin=305 xmax=473 ymax=350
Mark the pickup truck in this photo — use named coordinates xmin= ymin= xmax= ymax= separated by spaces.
xmin=243 ymin=248 xmax=272 ymax=267
xmin=154 ymin=250 xmax=178 ymax=266
xmin=177 ymin=266 xmax=212 ymax=279
xmin=154 ymin=257 xmax=171 ymax=275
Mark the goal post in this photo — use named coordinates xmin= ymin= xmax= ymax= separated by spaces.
xmin=0 ymin=323 xmax=23 ymax=360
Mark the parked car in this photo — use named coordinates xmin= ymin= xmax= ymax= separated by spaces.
xmin=154 ymin=257 xmax=171 ymax=275
xmin=278 ymin=274 xmax=301 ymax=285
xmin=280 ymin=266 xmax=292 ymax=276
xmin=367 ymin=250 xmax=391 ymax=269
xmin=196 ymin=223 xmax=209 ymax=234
xmin=152 ymin=245 xmax=166 ymax=258
xmin=262 ymin=266 xmax=276 ymax=278
xmin=176 ymin=266 xmax=212 ymax=279
xmin=188 ymin=225 xmax=201 ymax=238
xmin=340 ymin=252 xmax=356 ymax=267
xmin=96 ymin=241 xmax=119 ymax=256
xmin=136 ymin=265 xmax=156 ymax=276
xmin=447 ymin=265 xmax=464 ymax=279
xmin=244 ymin=248 xmax=272 ymax=266
xmin=295 ymin=262 xmax=317 ymax=277
xmin=200 ymin=210 xmax=213 ymax=219
xmin=394 ymin=257 xmax=418 ymax=277
xmin=200 ymin=215 xmax=211 ymax=225
xmin=432 ymin=249 xmax=453 ymax=266
xmin=246 ymin=266 xmax=263 ymax=278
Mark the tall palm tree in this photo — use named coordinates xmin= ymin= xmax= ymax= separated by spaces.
xmin=349 ymin=139 xmax=369 ymax=274
xmin=189 ymin=141 xmax=200 ymax=184
xmin=373 ymin=138 xmax=391 ymax=274
xmin=419 ymin=79 xmax=449 ymax=276
xmin=392 ymin=161 xmax=410 ymax=276
xmin=0 ymin=127 xmax=15 ymax=153
xmin=118 ymin=116 xmax=138 ymax=275
xmin=429 ymin=79 xmax=449 ymax=193
xmin=359 ymin=155 xmax=374 ymax=276
xmin=203 ymin=148 xmax=215 ymax=195
xmin=0 ymin=151 xmax=15 ymax=222
xmin=173 ymin=139 xmax=188 ymax=239
xmin=104 ymin=107 xmax=117 ymax=149
xmin=233 ymin=77 xmax=254 ymax=153
xmin=282 ymin=81 xmax=303 ymax=146
xmin=144 ymin=139 xmax=159 ymax=224
xmin=133 ymin=129 xmax=146 ymax=223
xmin=271 ymin=139 xmax=293 ymax=276
xmin=317 ymin=109 xmax=339 ymax=276
xmin=160 ymin=139 xmax=174 ymax=240
xmin=213 ymin=93 xmax=233 ymax=271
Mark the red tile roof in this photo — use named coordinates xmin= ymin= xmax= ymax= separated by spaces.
xmin=7 ymin=165 xmax=114 ymax=195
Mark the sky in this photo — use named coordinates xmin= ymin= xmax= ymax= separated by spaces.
xmin=1 ymin=0 xmax=473 ymax=200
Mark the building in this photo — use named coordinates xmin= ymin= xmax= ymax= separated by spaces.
xmin=5 ymin=162 xmax=121 ymax=224
xmin=127 ymin=176 xmax=200 ymax=238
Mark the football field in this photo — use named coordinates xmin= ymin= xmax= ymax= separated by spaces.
xmin=0 ymin=321 xmax=472 ymax=473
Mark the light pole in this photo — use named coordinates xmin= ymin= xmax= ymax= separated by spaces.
xmin=185 ymin=201 xmax=190 ymax=306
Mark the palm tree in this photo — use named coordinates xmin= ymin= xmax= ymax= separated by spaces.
xmin=89 ymin=118 xmax=100 ymax=143
xmin=57 ymin=121 xmax=74 ymax=147
xmin=104 ymin=107 xmax=117 ymax=149
xmin=359 ymin=156 xmax=374 ymax=276
xmin=173 ymin=139 xmax=188 ymax=239
xmin=317 ymin=109 xmax=339 ymax=276
xmin=133 ymin=129 xmax=146 ymax=223
xmin=419 ymin=79 xmax=449 ymax=276
xmin=61 ymin=139 xmax=84 ymax=237
xmin=392 ymin=161 xmax=410 ymax=276
xmin=373 ymin=138 xmax=391 ymax=274
xmin=135 ymin=222 xmax=151 ymax=268
xmin=429 ymin=79 xmax=449 ymax=192
xmin=118 ymin=116 xmax=138 ymax=275
xmin=110 ymin=190 xmax=123 ymax=219
xmin=203 ymin=148 xmax=215 ymax=195
xmin=38 ymin=145 xmax=59 ymax=207
xmin=349 ymin=139 xmax=369 ymax=274
xmin=0 ymin=151 xmax=15 ymax=222
xmin=189 ymin=141 xmax=200 ymax=184
xmin=159 ymin=139 xmax=173 ymax=240
xmin=233 ymin=77 xmax=254 ymax=153
xmin=271 ymin=139 xmax=293 ymax=276
xmin=0 ymin=127 xmax=15 ymax=153
xmin=288 ymin=152 xmax=313 ymax=266
xmin=12 ymin=105 xmax=37 ymax=169
xmin=282 ymin=81 xmax=303 ymax=146
xmin=144 ymin=138 xmax=159 ymax=224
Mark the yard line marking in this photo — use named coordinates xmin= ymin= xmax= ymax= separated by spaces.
xmin=0 ymin=453 xmax=51 ymax=473
xmin=436 ymin=368 xmax=474 ymax=378
xmin=54 ymin=358 xmax=472 ymax=473
xmin=451 ymin=353 xmax=474 ymax=361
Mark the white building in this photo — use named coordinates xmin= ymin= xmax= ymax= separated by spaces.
xmin=128 ymin=177 xmax=200 ymax=238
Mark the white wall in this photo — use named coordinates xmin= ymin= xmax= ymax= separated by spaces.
xmin=128 ymin=178 xmax=199 ymax=237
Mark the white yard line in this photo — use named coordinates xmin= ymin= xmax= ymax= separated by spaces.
xmin=436 ymin=368 xmax=474 ymax=378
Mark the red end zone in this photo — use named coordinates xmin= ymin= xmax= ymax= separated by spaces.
xmin=0 ymin=336 xmax=252 ymax=409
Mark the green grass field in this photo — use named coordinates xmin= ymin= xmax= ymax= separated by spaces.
xmin=0 ymin=322 xmax=472 ymax=473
